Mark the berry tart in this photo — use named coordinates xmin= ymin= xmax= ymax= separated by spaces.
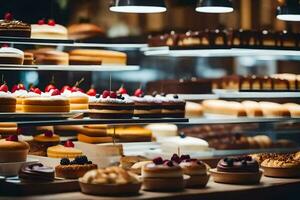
xmin=0 ymin=46 xmax=24 ymax=65
xmin=261 ymin=153 xmax=300 ymax=178
xmin=156 ymin=94 xmax=186 ymax=118
xmin=31 ymin=19 xmax=68 ymax=40
xmin=89 ymin=90 xmax=134 ymax=119
xmin=79 ymin=166 xmax=141 ymax=196
xmin=19 ymin=163 xmax=55 ymax=182
xmin=55 ymin=156 xmax=97 ymax=179
xmin=0 ymin=135 xmax=29 ymax=163
xmin=28 ymin=130 xmax=60 ymax=156
xmin=130 ymin=88 xmax=163 ymax=118
xmin=0 ymin=12 xmax=31 ymax=37
xmin=47 ymin=140 xmax=83 ymax=158
xmin=0 ymin=83 xmax=17 ymax=112
xmin=142 ymin=157 xmax=185 ymax=192
xmin=210 ymin=156 xmax=262 ymax=185
xmin=173 ymin=154 xmax=210 ymax=188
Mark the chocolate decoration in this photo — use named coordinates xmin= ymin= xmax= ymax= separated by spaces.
xmin=19 ymin=163 xmax=55 ymax=181
xmin=217 ymin=156 xmax=259 ymax=173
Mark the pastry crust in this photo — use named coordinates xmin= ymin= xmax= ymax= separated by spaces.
xmin=56 ymin=164 xmax=97 ymax=179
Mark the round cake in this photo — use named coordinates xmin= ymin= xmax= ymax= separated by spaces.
xmin=32 ymin=48 xmax=69 ymax=65
xmin=0 ymin=13 xmax=31 ymax=37
xmin=0 ymin=91 xmax=17 ymax=112
xmin=68 ymin=23 xmax=105 ymax=41
xmin=31 ymin=19 xmax=68 ymax=40
xmin=47 ymin=140 xmax=83 ymax=158
xmin=0 ymin=47 xmax=24 ymax=65
xmin=22 ymin=96 xmax=70 ymax=113
xmin=0 ymin=135 xmax=29 ymax=163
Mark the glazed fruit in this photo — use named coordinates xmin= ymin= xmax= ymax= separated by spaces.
xmin=48 ymin=19 xmax=56 ymax=26
xmin=38 ymin=19 xmax=45 ymax=25
xmin=86 ymin=88 xmax=96 ymax=96
xmin=61 ymin=85 xmax=71 ymax=93
xmin=51 ymin=89 xmax=60 ymax=96
xmin=45 ymin=84 xmax=56 ymax=92
xmin=110 ymin=91 xmax=117 ymax=98
xmin=64 ymin=140 xmax=75 ymax=148
xmin=0 ymin=84 xmax=8 ymax=92
xmin=117 ymin=84 xmax=127 ymax=94
xmin=4 ymin=12 xmax=13 ymax=21
xmin=134 ymin=88 xmax=143 ymax=97
xmin=152 ymin=157 xmax=164 ymax=165
xmin=6 ymin=135 xmax=18 ymax=141
xmin=44 ymin=130 xmax=53 ymax=137
xmin=102 ymin=90 xmax=110 ymax=98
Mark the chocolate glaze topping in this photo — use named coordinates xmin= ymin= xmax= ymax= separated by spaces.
xmin=19 ymin=163 xmax=55 ymax=181
xmin=217 ymin=156 xmax=259 ymax=173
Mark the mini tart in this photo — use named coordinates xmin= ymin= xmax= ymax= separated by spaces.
xmin=142 ymin=162 xmax=185 ymax=192
xmin=79 ymin=167 xmax=141 ymax=196
xmin=261 ymin=156 xmax=300 ymax=178
xmin=0 ymin=139 xmax=29 ymax=163
xmin=0 ymin=92 xmax=17 ymax=112
xmin=179 ymin=160 xmax=210 ymax=188
xmin=28 ymin=133 xmax=60 ymax=156
xmin=22 ymin=97 xmax=70 ymax=113
xmin=210 ymin=156 xmax=262 ymax=185
xmin=47 ymin=145 xmax=83 ymax=158
xmin=55 ymin=163 xmax=97 ymax=179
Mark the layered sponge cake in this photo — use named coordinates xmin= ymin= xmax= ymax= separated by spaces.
xmin=22 ymin=97 xmax=70 ymax=112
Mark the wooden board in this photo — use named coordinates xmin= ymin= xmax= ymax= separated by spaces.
xmin=0 ymin=178 xmax=79 ymax=196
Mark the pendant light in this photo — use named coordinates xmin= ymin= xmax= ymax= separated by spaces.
xmin=196 ymin=0 xmax=233 ymax=13
xmin=277 ymin=0 xmax=300 ymax=21
xmin=110 ymin=0 xmax=167 ymax=13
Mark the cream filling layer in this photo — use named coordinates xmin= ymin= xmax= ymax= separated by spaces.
xmin=134 ymin=109 xmax=161 ymax=114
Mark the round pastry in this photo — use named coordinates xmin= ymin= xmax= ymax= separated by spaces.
xmin=210 ymin=156 xmax=262 ymax=185
xmin=47 ymin=140 xmax=83 ymax=158
xmin=0 ymin=91 xmax=17 ymax=112
xmin=19 ymin=163 xmax=55 ymax=182
xmin=22 ymin=96 xmax=70 ymax=113
xmin=0 ymin=122 xmax=18 ymax=137
xmin=178 ymin=156 xmax=209 ymax=188
xmin=156 ymin=94 xmax=186 ymax=118
xmin=55 ymin=156 xmax=97 ymax=179
xmin=130 ymin=94 xmax=162 ymax=118
xmin=23 ymin=52 xmax=34 ymax=65
xmin=28 ymin=131 xmax=60 ymax=156
xmin=32 ymin=48 xmax=69 ymax=65
xmin=142 ymin=157 xmax=184 ymax=192
xmin=61 ymin=90 xmax=89 ymax=110
xmin=68 ymin=23 xmax=105 ymax=41
xmin=89 ymin=91 xmax=134 ymax=119
xmin=69 ymin=49 xmax=127 ymax=65
xmin=0 ymin=13 xmax=31 ymax=37
xmin=79 ymin=167 xmax=141 ymax=196
xmin=261 ymin=154 xmax=300 ymax=178
xmin=0 ymin=47 xmax=24 ymax=65
xmin=77 ymin=134 xmax=113 ymax=144
xmin=252 ymin=135 xmax=272 ymax=149
xmin=185 ymin=101 xmax=203 ymax=118
xmin=31 ymin=19 xmax=68 ymax=39
xmin=0 ymin=135 xmax=29 ymax=163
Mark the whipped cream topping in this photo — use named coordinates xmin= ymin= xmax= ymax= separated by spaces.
xmin=31 ymin=24 xmax=68 ymax=34
xmin=130 ymin=95 xmax=162 ymax=104
xmin=156 ymin=94 xmax=185 ymax=103
xmin=94 ymin=96 xmax=133 ymax=104
xmin=88 ymin=96 xmax=98 ymax=103
xmin=61 ymin=90 xmax=88 ymax=98
xmin=13 ymin=90 xmax=41 ymax=98
xmin=0 ymin=47 xmax=24 ymax=58
xmin=0 ymin=91 xmax=14 ymax=98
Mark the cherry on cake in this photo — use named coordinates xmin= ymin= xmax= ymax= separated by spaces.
xmin=31 ymin=19 xmax=68 ymax=39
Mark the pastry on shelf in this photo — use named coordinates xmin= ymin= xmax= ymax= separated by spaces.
xmin=259 ymin=102 xmax=291 ymax=117
xmin=55 ymin=156 xmax=97 ymax=179
xmin=260 ymin=30 xmax=278 ymax=47
xmin=261 ymin=154 xmax=300 ymax=178
xmin=0 ymin=46 xmax=24 ymax=65
xmin=47 ymin=140 xmax=83 ymax=158
xmin=210 ymin=156 xmax=262 ymax=184
xmin=160 ymin=136 xmax=209 ymax=154
xmin=28 ymin=130 xmax=60 ymax=156
xmin=177 ymin=31 xmax=201 ymax=47
xmin=119 ymin=155 xmax=149 ymax=171
xmin=148 ymin=31 xmax=179 ymax=47
xmin=31 ymin=48 xmax=69 ymax=65
xmin=142 ymin=157 xmax=185 ymax=191
xmin=185 ymin=101 xmax=203 ymax=118
xmin=69 ymin=49 xmax=126 ymax=65
xmin=88 ymin=90 xmax=134 ymax=119
xmin=23 ymin=52 xmax=34 ymax=65
xmin=31 ymin=19 xmax=68 ymax=40
xmin=282 ymin=103 xmax=300 ymax=117
xmin=278 ymin=30 xmax=297 ymax=48
xmin=130 ymin=161 xmax=152 ymax=175
xmin=0 ymin=12 xmax=31 ymax=37
xmin=145 ymin=123 xmax=178 ymax=140
xmin=79 ymin=167 xmax=141 ymax=196
xmin=0 ymin=135 xmax=29 ymax=163
xmin=241 ymin=101 xmax=263 ymax=117
xmin=61 ymin=84 xmax=89 ymax=111
xmin=155 ymin=94 xmax=186 ymax=118
xmin=202 ymin=99 xmax=247 ymax=117
xmin=175 ymin=154 xmax=210 ymax=188
xmin=12 ymin=84 xmax=40 ymax=112
xmin=19 ymin=163 xmax=55 ymax=182
xmin=77 ymin=134 xmax=113 ymax=144
xmin=68 ymin=23 xmax=105 ymax=42
xmin=0 ymin=83 xmax=17 ymax=112
xmin=0 ymin=122 xmax=18 ymax=138
xmin=106 ymin=126 xmax=152 ymax=142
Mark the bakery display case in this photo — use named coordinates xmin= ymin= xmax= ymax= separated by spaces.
xmin=0 ymin=0 xmax=300 ymax=199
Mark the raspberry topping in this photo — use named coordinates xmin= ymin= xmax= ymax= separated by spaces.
xmin=64 ymin=140 xmax=74 ymax=148
xmin=180 ymin=154 xmax=191 ymax=162
xmin=0 ymin=84 xmax=8 ymax=92
xmin=6 ymin=135 xmax=18 ymax=142
xmin=171 ymin=153 xmax=180 ymax=163
xmin=44 ymin=130 xmax=53 ymax=137
xmin=109 ymin=91 xmax=117 ymax=98
xmin=4 ymin=12 xmax=13 ymax=21
xmin=51 ymin=89 xmax=60 ymax=96
xmin=152 ymin=157 xmax=163 ymax=165
xmin=164 ymin=160 xmax=175 ymax=167
xmin=117 ymin=84 xmax=127 ymax=95
xmin=102 ymin=90 xmax=110 ymax=98
xmin=48 ymin=19 xmax=56 ymax=26
xmin=134 ymin=88 xmax=143 ymax=97
xmin=86 ymin=88 xmax=96 ymax=96
xmin=38 ymin=19 xmax=45 ymax=25
xmin=33 ymin=88 xmax=42 ymax=94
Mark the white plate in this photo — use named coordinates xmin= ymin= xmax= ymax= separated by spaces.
xmin=0 ymin=158 xmax=38 ymax=177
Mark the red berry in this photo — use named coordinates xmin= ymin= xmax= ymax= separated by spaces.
xmin=51 ymin=89 xmax=60 ymax=96
xmin=180 ymin=154 xmax=191 ymax=162
xmin=45 ymin=84 xmax=56 ymax=92
xmin=4 ymin=12 xmax=13 ymax=21
xmin=38 ymin=19 xmax=45 ymax=25
xmin=2 ymin=44 xmax=9 ymax=48
xmin=134 ymin=88 xmax=143 ymax=97
xmin=109 ymin=91 xmax=117 ymax=98
xmin=71 ymin=86 xmax=83 ymax=93
xmin=17 ymin=83 xmax=26 ymax=90
xmin=0 ymin=84 xmax=8 ymax=92
xmin=86 ymin=88 xmax=96 ymax=96
xmin=102 ymin=90 xmax=110 ymax=98
xmin=164 ymin=160 xmax=175 ymax=167
xmin=6 ymin=135 xmax=18 ymax=142
xmin=44 ymin=130 xmax=53 ymax=137
xmin=117 ymin=85 xmax=127 ymax=95
xmin=152 ymin=157 xmax=163 ymax=165
xmin=29 ymin=86 xmax=35 ymax=92
xmin=11 ymin=85 xmax=18 ymax=93
xmin=171 ymin=154 xmax=180 ymax=164
xmin=34 ymin=88 xmax=42 ymax=94
xmin=48 ymin=19 xmax=56 ymax=26
xmin=61 ymin=85 xmax=71 ymax=93
xmin=64 ymin=140 xmax=74 ymax=148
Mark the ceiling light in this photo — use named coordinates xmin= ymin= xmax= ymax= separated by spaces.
xmin=277 ymin=0 xmax=300 ymax=21
xmin=196 ymin=0 xmax=233 ymax=13
xmin=110 ymin=0 xmax=167 ymax=13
